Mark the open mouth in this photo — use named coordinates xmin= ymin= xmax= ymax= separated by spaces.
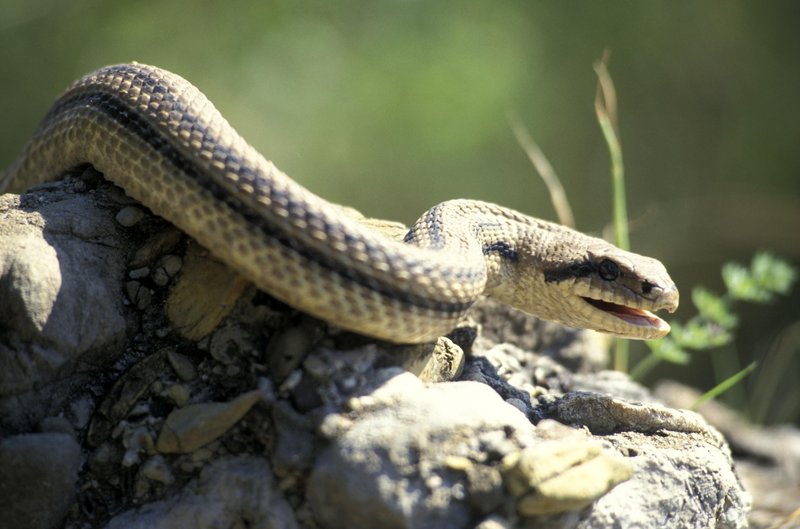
xmin=582 ymin=297 xmax=669 ymax=332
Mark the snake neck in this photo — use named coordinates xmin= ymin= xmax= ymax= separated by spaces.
xmin=406 ymin=199 xmax=679 ymax=340
xmin=404 ymin=199 xmax=549 ymax=292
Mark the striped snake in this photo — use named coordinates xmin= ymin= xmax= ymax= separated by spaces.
xmin=1 ymin=63 xmax=678 ymax=343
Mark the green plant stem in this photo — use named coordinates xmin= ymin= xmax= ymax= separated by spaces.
xmin=709 ymin=345 xmax=748 ymax=410
xmin=692 ymin=361 xmax=757 ymax=410
xmin=595 ymin=115 xmax=629 ymax=251
xmin=629 ymin=353 xmax=660 ymax=380
xmin=594 ymin=53 xmax=630 ymax=370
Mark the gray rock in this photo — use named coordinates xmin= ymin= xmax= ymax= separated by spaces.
xmin=533 ymin=392 xmax=750 ymax=529
xmin=308 ymin=372 xmax=532 ymax=529
xmin=0 ymin=179 xmax=752 ymax=529
xmin=0 ymin=433 xmax=83 ymax=529
xmin=0 ymin=182 xmax=128 ymax=432
xmin=657 ymin=380 xmax=799 ymax=526
xmin=571 ymin=370 xmax=657 ymax=403
xmin=115 ymin=205 xmax=147 ymax=227
xmin=657 ymin=380 xmax=800 ymax=481
xmin=103 ymin=455 xmax=298 ymax=529
xmin=575 ymin=427 xmax=750 ymax=529
xmin=155 ymin=389 xmax=265 ymax=454
xmin=469 ymin=298 xmax=609 ymax=373
xmin=307 ymin=371 xmax=750 ymax=529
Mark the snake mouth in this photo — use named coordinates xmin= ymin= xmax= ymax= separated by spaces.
xmin=582 ymin=297 xmax=670 ymax=335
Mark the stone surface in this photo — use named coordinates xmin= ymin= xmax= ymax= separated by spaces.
xmin=0 ymin=179 xmax=753 ymax=529
xmin=308 ymin=373 xmax=532 ymax=529
xmin=0 ymin=433 xmax=83 ymax=529
xmin=156 ymin=388 xmax=266 ymax=454
xmin=165 ymin=241 xmax=249 ymax=340
xmin=503 ymin=439 xmax=633 ymax=516
xmin=0 ymin=181 xmax=128 ymax=432
xmin=103 ymin=456 xmax=298 ymax=529
xmin=657 ymin=380 xmax=800 ymax=528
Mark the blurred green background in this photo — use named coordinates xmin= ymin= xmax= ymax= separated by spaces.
xmin=1 ymin=1 xmax=798 ymax=423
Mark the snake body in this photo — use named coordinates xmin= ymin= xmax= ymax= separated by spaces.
xmin=1 ymin=63 xmax=678 ymax=343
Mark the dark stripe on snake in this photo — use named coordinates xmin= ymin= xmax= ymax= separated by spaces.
xmin=47 ymin=89 xmax=478 ymax=315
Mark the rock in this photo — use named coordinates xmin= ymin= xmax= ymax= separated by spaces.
xmin=576 ymin=426 xmax=749 ymax=529
xmin=307 ymin=369 xmax=749 ymax=529
xmin=115 ymin=205 xmax=147 ymax=227
xmin=151 ymin=254 xmax=182 ymax=286
xmin=128 ymin=227 xmax=182 ymax=269
xmin=470 ymin=297 xmax=610 ymax=373
xmin=537 ymin=391 xmax=724 ymax=443
xmin=396 ymin=336 xmax=465 ymax=383
xmin=572 ymin=369 xmax=657 ymax=403
xmin=87 ymin=350 xmax=169 ymax=448
xmin=165 ymin=241 xmax=249 ymax=340
xmin=267 ymin=319 xmax=326 ymax=381
xmin=502 ymin=438 xmax=633 ymax=516
xmin=656 ymin=380 xmax=800 ymax=481
xmin=308 ymin=372 xmax=531 ymax=529
xmin=103 ymin=456 xmax=298 ymax=529
xmin=0 ymin=433 xmax=83 ymax=529
xmin=656 ymin=380 xmax=800 ymax=527
xmin=165 ymin=349 xmax=198 ymax=382
xmin=535 ymin=392 xmax=750 ymax=529
xmin=156 ymin=388 xmax=265 ymax=454
xmin=0 ymin=181 xmax=128 ymax=432
xmin=0 ymin=179 xmax=752 ymax=529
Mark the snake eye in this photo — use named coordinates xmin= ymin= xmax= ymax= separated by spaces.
xmin=598 ymin=259 xmax=620 ymax=281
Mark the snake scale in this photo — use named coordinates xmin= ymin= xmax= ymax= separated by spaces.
xmin=1 ymin=63 xmax=678 ymax=343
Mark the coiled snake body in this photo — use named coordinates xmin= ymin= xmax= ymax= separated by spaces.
xmin=1 ymin=63 xmax=678 ymax=343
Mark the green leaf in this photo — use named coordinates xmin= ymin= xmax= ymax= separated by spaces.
xmin=691 ymin=287 xmax=737 ymax=329
xmin=722 ymin=262 xmax=770 ymax=302
xmin=750 ymin=252 xmax=797 ymax=296
xmin=646 ymin=338 xmax=690 ymax=364
xmin=670 ymin=320 xmax=732 ymax=350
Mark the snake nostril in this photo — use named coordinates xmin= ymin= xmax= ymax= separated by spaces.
xmin=641 ymin=281 xmax=654 ymax=295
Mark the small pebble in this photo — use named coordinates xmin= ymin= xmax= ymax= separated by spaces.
xmin=125 ymin=281 xmax=152 ymax=310
xmin=164 ymin=384 xmax=191 ymax=407
xmin=88 ymin=443 xmax=116 ymax=473
xmin=152 ymin=268 xmax=169 ymax=287
xmin=191 ymin=447 xmax=215 ymax=462
xmin=122 ymin=427 xmax=154 ymax=467
xmin=152 ymin=255 xmax=183 ymax=286
xmin=115 ymin=206 xmax=146 ymax=227
xmin=130 ymin=228 xmax=182 ymax=268
xmin=128 ymin=267 xmax=150 ymax=280
xmin=155 ymin=391 xmax=263 ymax=454
xmin=474 ymin=515 xmax=512 ymax=529
xmin=166 ymin=350 xmax=198 ymax=382
xmin=128 ymin=402 xmax=151 ymax=420
xmin=141 ymin=455 xmax=174 ymax=485
xmin=161 ymin=254 xmax=183 ymax=275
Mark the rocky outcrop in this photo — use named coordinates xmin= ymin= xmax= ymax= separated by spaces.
xmin=0 ymin=175 xmax=751 ymax=529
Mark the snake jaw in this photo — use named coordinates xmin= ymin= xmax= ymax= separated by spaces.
xmin=582 ymin=297 xmax=671 ymax=338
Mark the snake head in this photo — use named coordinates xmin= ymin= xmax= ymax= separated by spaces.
xmin=567 ymin=244 xmax=680 ymax=339
xmin=491 ymin=235 xmax=679 ymax=340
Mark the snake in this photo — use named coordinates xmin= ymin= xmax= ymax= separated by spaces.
xmin=1 ymin=63 xmax=679 ymax=344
